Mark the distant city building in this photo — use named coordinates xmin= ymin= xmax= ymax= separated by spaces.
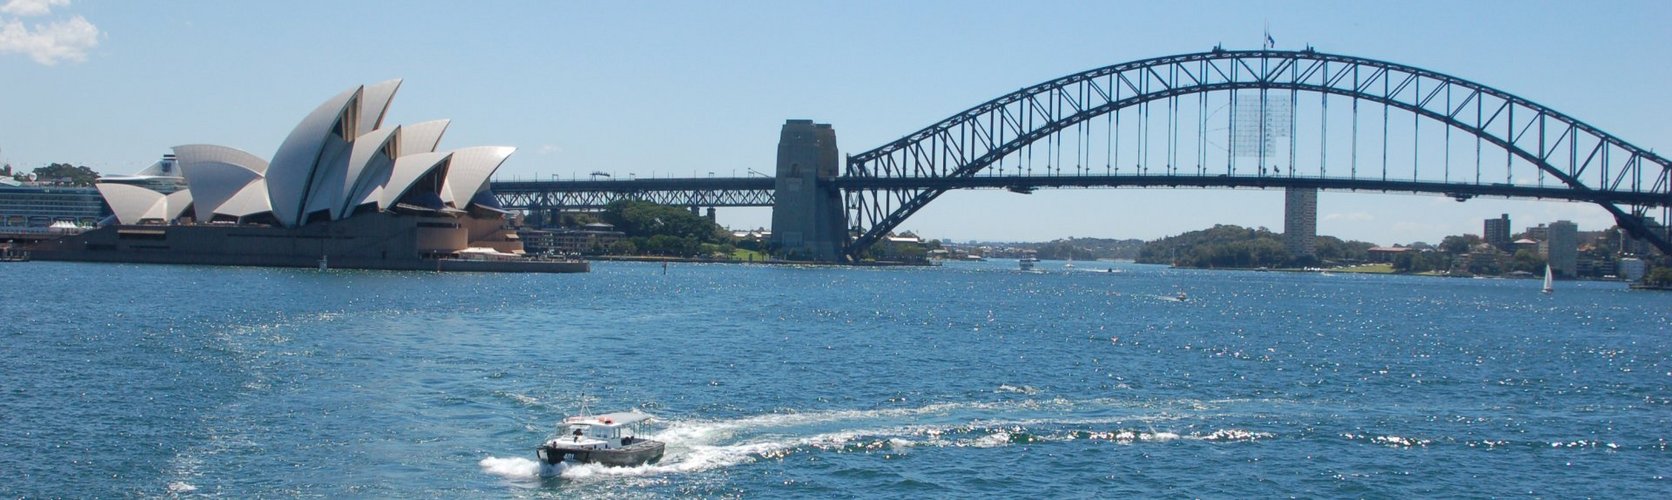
xmin=1545 ymin=220 xmax=1578 ymax=277
xmin=1524 ymin=224 xmax=1549 ymax=243
xmin=1618 ymin=257 xmax=1647 ymax=281
xmin=1366 ymin=246 xmax=1410 ymax=263
xmin=872 ymin=232 xmax=929 ymax=262
xmin=1484 ymin=213 xmax=1511 ymax=250
xmin=0 ymin=183 xmax=108 ymax=227
xmin=520 ymin=223 xmax=624 ymax=256
xmin=1283 ymin=187 xmax=1317 ymax=257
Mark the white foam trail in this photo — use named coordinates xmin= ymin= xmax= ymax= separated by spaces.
xmin=483 ymin=399 xmax=1282 ymax=482
xmin=968 ymin=432 xmax=1011 ymax=448
xmin=506 ymin=392 xmax=540 ymax=407
xmin=1369 ymin=435 xmax=1430 ymax=447
xmin=479 ymin=456 xmax=544 ymax=481
xmin=995 ymin=384 xmax=1041 ymax=395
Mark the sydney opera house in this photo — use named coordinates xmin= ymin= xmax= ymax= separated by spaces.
xmin=34 ymin=80 xmax=587 ymax=272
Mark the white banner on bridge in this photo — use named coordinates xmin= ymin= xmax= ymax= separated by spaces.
xmin=1232 ymin=90 xmax=1292 ymax=159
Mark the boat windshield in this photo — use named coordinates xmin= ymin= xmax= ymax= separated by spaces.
xmin=567 ymin=424 xmax=627 ymax=440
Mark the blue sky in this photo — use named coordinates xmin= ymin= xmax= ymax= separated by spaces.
xmin=2 ymin=0 xmax=1668 ymax=244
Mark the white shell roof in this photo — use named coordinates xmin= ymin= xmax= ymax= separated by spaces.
xmin=100 ymin=80 xmax=518 ymax=226
xmin=164 ymin=189 xmax=194 ymax=221
xmin=218 ymin=178 xmax=273 ymax=217
xmin=173 ymin=144 xmax=270 ymax=175
xmin=441 ymin=146 xmax=515 ymax=207
xmin=357 ymin=79 xmax=402 ymax=134
xmin=96 ymin=183 xmax=168 ymax=224
xmin=267 ymin=85 xmax=360 ymax=227
xmin=174 ymin=144 xmax=270 ymax=221
xmin=342 ymin=126 xmax=400 ymax=215
xmin=399 ymin=119 xmax=449 ymax=156
xmin=301 ymin=134 xmax=355 ymax=221
xmin=382 ymin=151 xmax=452 ymax=209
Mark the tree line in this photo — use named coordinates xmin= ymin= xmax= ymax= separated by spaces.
xmin=1135 ymin=224 xmax=1375 ymax=268
xmin=578 ymin=200 xmax=742 ymax=258
xmin=2 ymin=163 xmax=102 ymax=186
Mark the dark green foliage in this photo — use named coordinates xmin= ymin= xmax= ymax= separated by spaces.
xmin=1509 ymin=249 xmax=1547 ymax=274
xmin=1138 ymin=225 xmax=1375 ymax=268
xmin=31 ymin=163 xmax=101 ymax=186
xmin=1438 ymin=234 xmax=1483 ymax=254
xmin=1391 ymin=249 xmax=1449 ymax=273
xmin=557 ymin=212 xmax=600 ymax=228
xmin=1647 ymin=266 xmax=1672 ymax=286
xmin=1033 ymin=239 xmax=1099 ymax=261
xmin=598 ymin=200 xmax=726 ymax=257
xmin=1137 ymin=224 xmax=1289 ymax=268
xmin=608 ymin=239 xmax=638 ymax=255
xmin=1313 ymin=235 xmax=1375 ymax=263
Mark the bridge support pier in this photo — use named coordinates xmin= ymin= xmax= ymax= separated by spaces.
xmin=1284 ymin=187 xmax=1317 ymax=259
xmin=769 ymin=120 xmax=846 ymax=262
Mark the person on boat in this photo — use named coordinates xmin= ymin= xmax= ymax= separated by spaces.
xmin=573 ymin=428 xmax=584 ymax=441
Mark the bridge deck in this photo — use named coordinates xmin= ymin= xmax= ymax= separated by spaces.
xmin=490 ymin=174 xmax=1668 ymax=209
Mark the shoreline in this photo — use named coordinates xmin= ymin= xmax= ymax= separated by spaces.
xmin=588 ymin=255 xmax=930 ymax=267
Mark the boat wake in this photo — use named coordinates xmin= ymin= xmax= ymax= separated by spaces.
xmin=480 ymin=398 xmax=1273 ymax=483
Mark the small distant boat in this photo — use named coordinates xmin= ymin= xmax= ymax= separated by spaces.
xmin=1019 ymin=257 xmax=1037 ymax=271
xmin=537 ymin=410 xmax=664 ymax=471
xmin=1174 ymin=291 xmax=1189 ymax=301
xmin=0 ymin=244 xmax=27 ymax=262
xmin=1541 ymin=264 xmax=1554 ymax=294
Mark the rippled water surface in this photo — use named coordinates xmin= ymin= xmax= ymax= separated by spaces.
xmin=2 ymin=260 xmax=1669 ymax=497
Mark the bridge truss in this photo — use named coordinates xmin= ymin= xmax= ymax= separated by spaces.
xmin=843 ymin=49 xmax=1672 ymax=260
xmin=492 ymin=177 xmax=775 ymax=212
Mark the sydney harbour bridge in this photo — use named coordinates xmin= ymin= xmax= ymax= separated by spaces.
xmin=491 ymin=49 xmax=1672 ymax=262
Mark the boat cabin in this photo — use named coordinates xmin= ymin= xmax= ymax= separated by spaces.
xmin=558 ymin=411 xmax=653 ymax=449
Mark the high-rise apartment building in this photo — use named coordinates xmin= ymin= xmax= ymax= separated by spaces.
xmin=1484 ymin=213 xmax=1511 ymax=250
xmin=1546 ymin=220 xmax=1578 ymax=277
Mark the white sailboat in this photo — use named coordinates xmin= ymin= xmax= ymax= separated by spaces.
xmin=1541 ymin=264 xmax=1554 ymax=294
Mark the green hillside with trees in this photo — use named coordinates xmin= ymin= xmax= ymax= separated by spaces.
xmin=1136 ymin=224 xmax=1374 ymax=268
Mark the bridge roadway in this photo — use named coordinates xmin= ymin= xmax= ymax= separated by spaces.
xmin=491 ymin=177 xmax=775 ymax=209
xmin=490 ymin=173 xmax=1670 ymax=210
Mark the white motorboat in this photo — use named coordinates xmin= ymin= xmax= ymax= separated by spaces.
xmin=537 ymin=410 xmax=664 ymax=470
xmin=1019 ymin=257 xmax=1038 ymax=271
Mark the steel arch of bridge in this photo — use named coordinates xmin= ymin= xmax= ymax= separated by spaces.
xmin=842 ymin=49 xmax=1672 ymax=260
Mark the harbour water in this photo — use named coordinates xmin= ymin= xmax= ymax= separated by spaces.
xmin=2 ymin=260 xmax=1668 ymax=497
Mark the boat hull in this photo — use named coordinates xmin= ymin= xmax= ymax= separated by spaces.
xmin=539 ymin=440 xmax=665 ymax=467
